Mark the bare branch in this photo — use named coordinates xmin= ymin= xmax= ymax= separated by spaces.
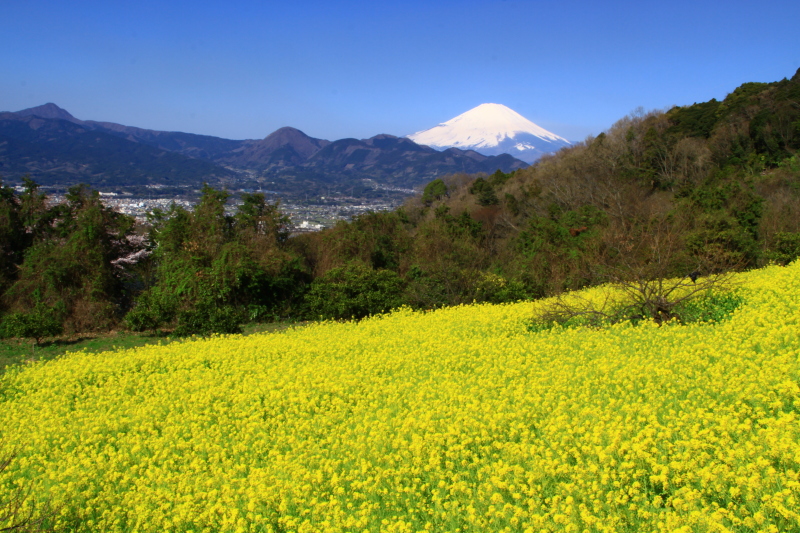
xmin=531 ymin=202 xmax=746 ymax=329
xmin=0 ymin=451 xmax=54 ymax=532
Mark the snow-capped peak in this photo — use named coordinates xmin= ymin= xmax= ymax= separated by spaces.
xmin=407 ymin=103 xmax=571 ymax=164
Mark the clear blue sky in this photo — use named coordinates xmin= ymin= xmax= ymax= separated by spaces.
xmin=2 ymin=0 xmax=798 ymax=143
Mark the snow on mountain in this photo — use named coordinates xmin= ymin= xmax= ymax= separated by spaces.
xmin=407 ymin=103 xmax=571 ymax=164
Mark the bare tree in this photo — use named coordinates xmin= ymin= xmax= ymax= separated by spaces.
xmin=532 ymin=214 xmax=740 ymax=327
xmin=0 ymin=452 xmax=52 ymax=532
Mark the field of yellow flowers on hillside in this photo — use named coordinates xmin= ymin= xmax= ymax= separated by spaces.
xmin=1 ymin=263 xmax=799 ymax=533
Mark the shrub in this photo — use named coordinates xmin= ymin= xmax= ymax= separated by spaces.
xmin=0 ymin=304 xmax=63 ymax=346
xmin=673 ymin=291 xmax=744 ymax=323
xmin=305 ymin=262 xmax=404 ymax=320
xmin=123 ymin=289 xmax=176 ymax=333
xmin=474 ymin=272 xmax=527 ymax=304
xmin=765 ymin=232 xmax=800 ymax=265
xmin=173 ymin=300 xmax=244 ymax=337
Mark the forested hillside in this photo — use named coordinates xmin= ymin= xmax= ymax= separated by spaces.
xmin=1 ymin=68 xmax=799 ymax=337
xmin=294 ymin=67 xmax=800 ymax=306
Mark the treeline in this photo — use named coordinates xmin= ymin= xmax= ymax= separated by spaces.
xmin=294 ymin=68 xmax=800 ymax=311
xmin=1 ymin=68 xmax=799 ymax=338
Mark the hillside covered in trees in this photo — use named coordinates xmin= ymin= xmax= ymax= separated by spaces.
xmin=1 ymin=68 xmax=799 ymax=337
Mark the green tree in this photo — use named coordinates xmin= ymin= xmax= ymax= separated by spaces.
xmin=2 ymin=183 xmax=140 ymax=332
xmin=468 ymin=177 xmax=499 ymax=206
xmin=127 ymin=186 xmax=306 ymax=334
xmin=0 ymin=180 xmax=23 ymax=300
xmin=422 ymin=179 xmax=448 ymax=205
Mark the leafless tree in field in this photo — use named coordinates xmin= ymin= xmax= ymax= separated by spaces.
xmin=0 ymin=452 xmax=53 ymax=533
xmin=532 ymin=214 xmax=740 ymax=327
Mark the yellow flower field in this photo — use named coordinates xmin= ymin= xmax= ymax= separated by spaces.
xmin=1 ymin=263 xmax=799 ymax=532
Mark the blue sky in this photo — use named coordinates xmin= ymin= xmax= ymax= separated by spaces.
xmin=2 ymin=0 xmax=798 ymax=142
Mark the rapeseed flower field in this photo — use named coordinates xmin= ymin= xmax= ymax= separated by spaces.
xmin=1 ymin=262 xmax=799 ymax=533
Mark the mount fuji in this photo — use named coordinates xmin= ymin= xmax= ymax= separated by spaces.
xmin=407 ymin=103 xmax=571 ymax=164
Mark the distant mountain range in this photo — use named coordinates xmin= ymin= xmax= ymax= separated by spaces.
xmin=0 ymin=103 xmax=528 ymax=193
xmin=408 ymin=103 xmax=571 ymax=164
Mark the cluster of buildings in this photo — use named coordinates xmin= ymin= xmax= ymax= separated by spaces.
xmin=92 ymin=194 xmax=401 ymax=232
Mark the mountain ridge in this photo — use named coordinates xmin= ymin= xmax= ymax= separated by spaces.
xmin=13 ymin=102 xmax=81 ymax=123
xmin=0 ymin=103 xmax=527 ymax=193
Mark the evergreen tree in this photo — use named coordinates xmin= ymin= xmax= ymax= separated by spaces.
xmin=126 ymin=186 xmax=306 ymax=335
xmin=2 ymin=183 xmax=140 ymax=332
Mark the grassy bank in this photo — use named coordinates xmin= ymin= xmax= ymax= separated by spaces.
xmin=0 ymin=322 xmax=305 ymax=374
